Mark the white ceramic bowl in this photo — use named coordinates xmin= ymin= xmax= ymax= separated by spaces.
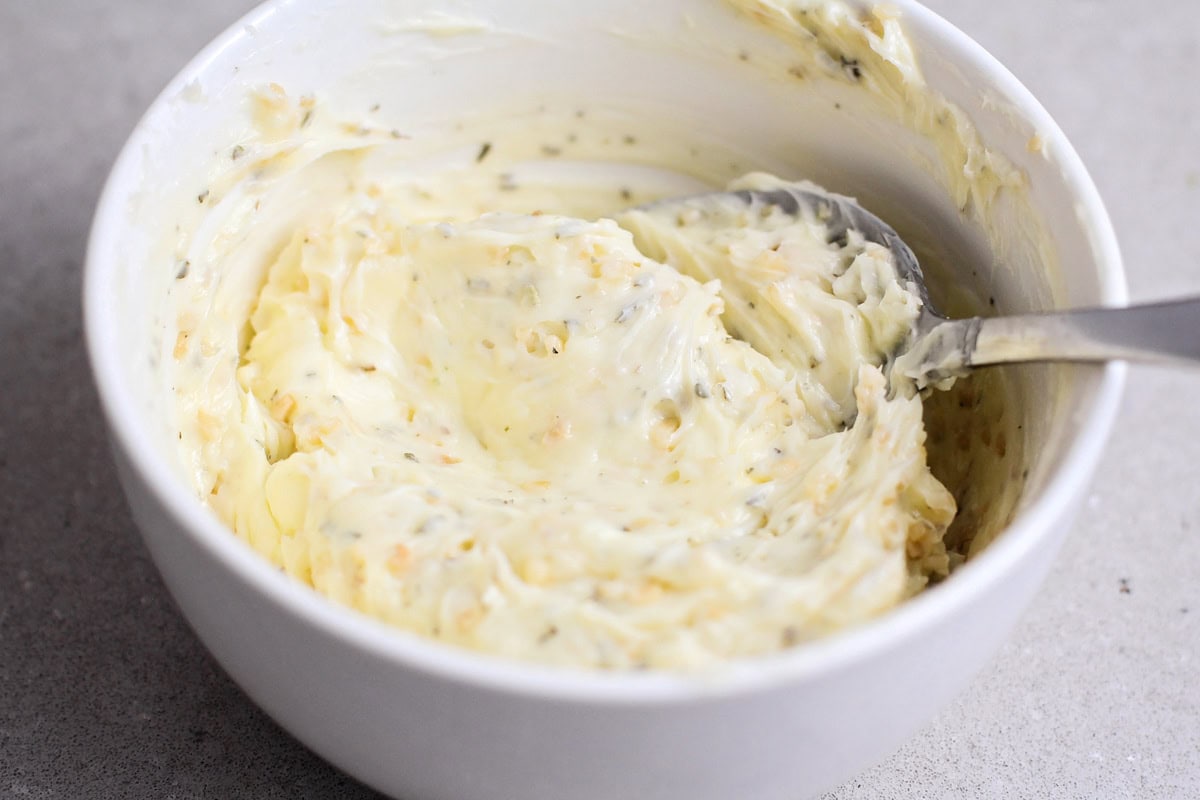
xmin=84 ymin=1 xmax=1125 ymax=798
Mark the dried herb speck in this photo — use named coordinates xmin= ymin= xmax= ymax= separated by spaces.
xmin=197 ymin=189 xmax=209 ymax=204
xmin=231 ymin=145 xmax=246 ymax=161
xmin=175 ymin=260 xmax=190 ymax=280
xmin=476 ymin=142 xmax=492 ymax=162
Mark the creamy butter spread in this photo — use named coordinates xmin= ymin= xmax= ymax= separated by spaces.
xmin=728 ymin=0 xmax=1026 ymax=216
xmin=167 ymin=0 xmax=1040 ymax=670
xmin=183 ymin=172 xmax=952 ymax=669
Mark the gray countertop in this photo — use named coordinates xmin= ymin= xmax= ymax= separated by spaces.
xmin=1 ymin=1 xmax=1196 ymax=797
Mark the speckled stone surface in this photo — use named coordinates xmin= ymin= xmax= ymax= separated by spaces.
xmin=1 ymin=1 xmax=1197 ymax=798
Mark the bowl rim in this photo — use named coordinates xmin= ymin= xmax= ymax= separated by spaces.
xmin=83 ymin=0 xmax=1127 ymax=704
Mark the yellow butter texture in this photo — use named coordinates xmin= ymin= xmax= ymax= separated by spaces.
xmin=180 ymin=175 xmax=953 ymax=669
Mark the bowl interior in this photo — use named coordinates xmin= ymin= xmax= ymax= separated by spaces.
xmin=87 ymin=0 xmax=1124 ymax=676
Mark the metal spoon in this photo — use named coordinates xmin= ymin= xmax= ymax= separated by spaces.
xmin=638 ymin=184 xmax=1200 ymax=390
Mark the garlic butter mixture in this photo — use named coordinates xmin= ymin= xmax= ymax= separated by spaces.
xmin=177 ymin=165 xmax=953 ymax=669
xmin=163 ymin=0 xmax=1042 ymax=671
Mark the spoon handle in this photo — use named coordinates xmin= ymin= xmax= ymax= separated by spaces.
xmin=969 ymin=297 xmax=1200 ymax=368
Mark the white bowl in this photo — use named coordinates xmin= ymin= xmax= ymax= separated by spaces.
xmin=84 ymin=1 xmax=1125 ymax=798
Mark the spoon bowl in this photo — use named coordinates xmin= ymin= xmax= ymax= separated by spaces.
xmin=640 ymin=183 xmax=1200 ymax=389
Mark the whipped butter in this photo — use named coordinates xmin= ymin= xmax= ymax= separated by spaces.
xmin=169 ymin=0 xmax=1034 ymax=670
